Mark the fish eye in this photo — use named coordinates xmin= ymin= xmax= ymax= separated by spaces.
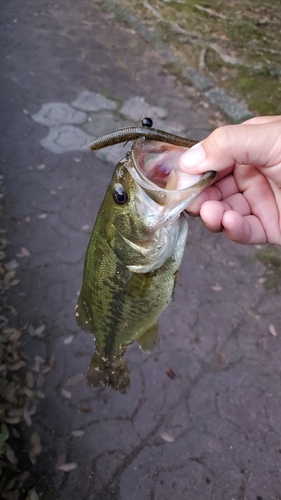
xmin=113 ymin=184 xmax=128 ymax=205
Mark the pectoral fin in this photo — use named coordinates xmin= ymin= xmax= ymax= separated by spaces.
xmin=137 ymin=322 xmax=159 ymax=352
xmin=125 ymin=272 xmax=154 ymax=298
xmin=75 ymin=293 xmax=94 ymax=333
xmin=172 ymin=270 xmax=179 ymax=300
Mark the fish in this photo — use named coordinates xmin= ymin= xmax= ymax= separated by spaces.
xmin=76 ymin=122 xmax=215 ymax=391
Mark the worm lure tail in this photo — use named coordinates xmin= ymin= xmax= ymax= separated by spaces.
xmin=89 ymin=126 xmax=197 ymax=151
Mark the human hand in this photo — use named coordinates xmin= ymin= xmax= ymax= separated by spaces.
xmin=179 ymin=116 xmax=281 ymax=245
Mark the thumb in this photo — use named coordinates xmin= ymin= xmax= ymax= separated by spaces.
xmin=180 ymin=119 xmax=281 ymax=182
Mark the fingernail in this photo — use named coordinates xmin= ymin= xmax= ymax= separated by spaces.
xmin=180 ymin=143 xmax=206 ymax=170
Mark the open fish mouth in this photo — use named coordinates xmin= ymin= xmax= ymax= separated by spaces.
xmin=129 ymin=138 xmax=215 ymax=212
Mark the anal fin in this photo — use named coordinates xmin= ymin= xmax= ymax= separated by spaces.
xmin=137 ymin=322 xmax=159 ymax=353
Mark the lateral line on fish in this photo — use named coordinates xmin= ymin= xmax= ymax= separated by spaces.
xmin=89 ymin=127 xmax=197 ymax=151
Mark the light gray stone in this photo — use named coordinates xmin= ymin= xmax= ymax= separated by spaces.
xmin=184 ymin=69 xmax=214 ymax=92
xmin=40 ymin=125 xmax=93 ymax=154
xmin=82 ymin=111 xmax=129 ymax=136
xmin=205 ymin=87 xmax=253 ymax=122
xmin=120 ymin=96 xmax=167 ymax=121
xmin=31 ymin=102 xmax=87 ymax=127
xmin=71 ymin=91 xmax=117 ymax=112
xmin=94 ymin=141 xmax=131 ymax=165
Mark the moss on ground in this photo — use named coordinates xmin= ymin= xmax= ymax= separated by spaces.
xmin=114 ymin=0 xmax=281 ymax=117
xmin=254 ymin=247 xmax=281 ymax=292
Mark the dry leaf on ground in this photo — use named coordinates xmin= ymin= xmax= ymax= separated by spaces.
xmin=58 ymin=462 xmax=78 ymax=472
xmin=63 ymin=335 xmax=73 ymax=344
xmin=34 ymin=325 xmax=45 ymax=336
xmin=6 ymin=447 xmax=18 ymax=464
xmin=269 ymin=324 xmax=278 ymax=337
xmin=210 ymin=283 xmax=222 ymax=291
xmin=16 ymin=247 xmax=30 ymax=257
xmin=61 ymin=389 xmax=71 ymax=399
xmin=2 ymin=490 xmax=19 ymax=500
xmin=71 ymin=430 xmax=84 ymax=437
xmin=26 ymin=488 xmax=39 ymax=500
xmin=159 ymin=431 xmax=175 ymax=442
xmin=64 ymin=373 xmax=84 ymax=386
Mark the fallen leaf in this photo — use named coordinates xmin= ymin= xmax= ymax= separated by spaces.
xmin=61 ymin=389 xmax=71 ymax=399
xmin=34 ymin=355 xmax=45 ymax=364
xmin=2 ymin=491 xmax=19 ymax=500
xmin=36 ymin=373 xmax=44 ymax=388
xmin=16 ymin=247 xmax=30 ymax=257
xmin=71 ymin=430 xmax=84 ymax=437
xmin=63 ymin=335 xmax=73 ymax=345
xmin=34 ymin=325 xmax=45 ymax=336
xmin=37 ymin=390 xmax=45 ymax=399
xmin=81 ymin=225 xmax=90 ymax=231
xmin=9 ymin=360 xmax=26 ymax=371
xmin=269 ymin=324 xmax=278 ymax=337
xmin=29 ymin=404 xmax=37 ymax=416
xmin=24 ymin=387 xmax=34 ymax=398
xmin=58 ymin=462 xmax=77 ymax=472
xmin=10 ymin=279 xmax=20 ymax=286
xmin=37 ymin=213 xmax=47 ymax=219
xmin=6 ymin=447 xmax=18 ymax=464
xmin=42 ymin=353 xmax=55 ymax=374
xmin=166 ymin=367 xmax=177 ymax=379
xmin=219 ymin=352 xmax=227 ymax=364
xmin=5 ymin=476 xmax=17 ymax=491
xmin=79 ymin=402 xmax=91 ymax=412
xmin=31 ymin=433 xmax=42 ymax=456
xmin=18 ymin=471 xmax=30 ymax=481
xmin=23 ymin=409 xmax=32 ymax=426
xmin=159 ymin=431 xmax=175 ymax=442
xmin=4 ymin=417 xmax=21 ymax=424
xmin=210 ymin=284 xmax=222 ymax=291
xmin=28 ymin=325 xmax=35 ymax=337
xmin=26 ymin=488 xmax=39 ymax=500
xmin=5 ymin=259 xmax=18 ymax=270
xmin=4 ymin=270 xmax=16 ymax=284
xmin=23 ymin=108 xmax=29 ymax=114
xmin=8 ymin=408 xmax=24 ymax=417
xmin=26 ymin=372 xmax=35 ymax=388
xmin=9 ymin=330 xmax=22 ymax=341
xmin=64 ymin=373 xmax=84 ymax=387
xmin=36 ymin=163 xmax=46 ymax=170
xmin=6 ymin=305 xmax=18 ymax=316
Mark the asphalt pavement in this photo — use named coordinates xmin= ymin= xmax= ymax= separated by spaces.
xmin=1 ymin=0 xmax=281 ymax=499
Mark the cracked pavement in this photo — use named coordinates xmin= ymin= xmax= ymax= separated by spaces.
xmin=1 ymin=0 xmax=281 ymax=499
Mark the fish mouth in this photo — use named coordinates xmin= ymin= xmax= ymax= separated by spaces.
xmin=129 ymin=138 xmax=215 ymax=212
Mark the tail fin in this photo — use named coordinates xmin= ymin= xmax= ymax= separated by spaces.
xmin=87 ymin=352 xmax=130 ymax=393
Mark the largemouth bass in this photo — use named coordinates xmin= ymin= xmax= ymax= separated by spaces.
xmin=76 ymin=122 xmax=215 ymax=391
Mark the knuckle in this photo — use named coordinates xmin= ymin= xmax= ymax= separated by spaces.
xmin=207 ymin=125 xmax=234 ymax=156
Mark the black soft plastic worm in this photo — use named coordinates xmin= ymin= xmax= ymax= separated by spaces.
xmin=89 ymin=126 xmax=197 ymax=151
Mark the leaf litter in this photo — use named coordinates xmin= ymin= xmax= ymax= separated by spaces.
xmin=0 ymin=180 xmax=53 ymax=496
